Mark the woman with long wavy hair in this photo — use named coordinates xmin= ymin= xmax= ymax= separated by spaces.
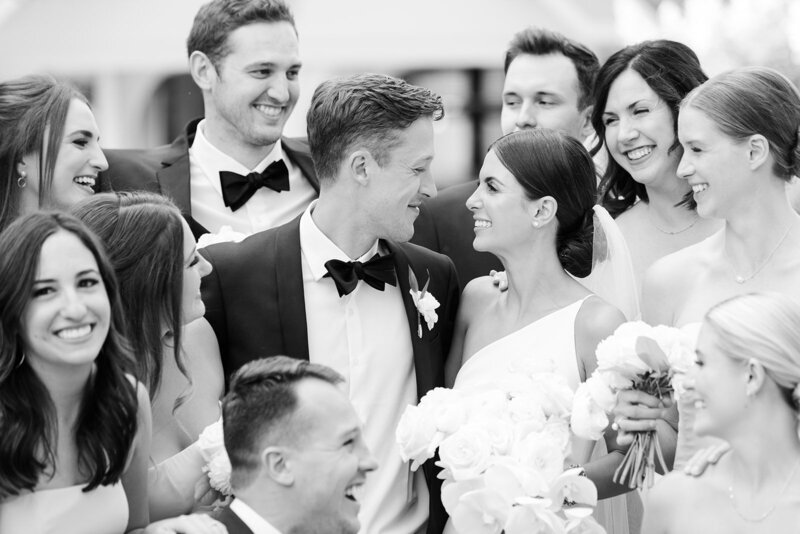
xmin=0 ymin=212 xmax=225 ymax=533
xmin=0 ymin=75 xmax=107 ymax=232
xmin=592 ymin=40 xmax=722 ymax=296
xmin=73 ymin=191 xmax=224 ymax=520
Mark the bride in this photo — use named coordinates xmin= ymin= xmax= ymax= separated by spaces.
xmin=445 ymin=128 xmax=633 ymax=532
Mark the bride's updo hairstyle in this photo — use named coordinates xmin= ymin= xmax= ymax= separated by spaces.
xmin=490 ymin=128 xmax=596 ymax=277
xmin=704 ymin=293 xmax=800 ymax=415
xmin=681 ymin=66 xmax=800 ymax=181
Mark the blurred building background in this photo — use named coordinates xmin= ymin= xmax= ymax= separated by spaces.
xmin=1 ymin=0 xmax=798 ymax=187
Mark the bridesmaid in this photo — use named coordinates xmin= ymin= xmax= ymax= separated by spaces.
xmin=592 ymin=40 xmax=722 ymax=295
xmin=0 ymin=75 xmax=107 ymax=232
xmin=73 ymin=191 xmax=224 ymax=519
xmin=0 ymin=212 xmax=225 ymax=533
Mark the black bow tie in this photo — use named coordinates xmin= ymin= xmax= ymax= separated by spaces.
xmin=323 ymin=253 xmax=397 ymax=297
xmin=219 ymin=159 xmax=290 ymax=212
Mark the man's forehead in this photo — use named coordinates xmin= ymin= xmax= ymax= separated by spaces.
xmin=504 ymin=53 xmax=580 ymax=92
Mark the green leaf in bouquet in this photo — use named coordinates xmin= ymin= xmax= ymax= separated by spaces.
xmin=635 ymin=336 xmax=670 ymax=373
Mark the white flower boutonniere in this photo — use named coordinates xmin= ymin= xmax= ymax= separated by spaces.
xmin=196 ymin=225 xmax=248 ymax=249
xmin=197 ymin=418 xmax=233 ymax=496
xmin=409 ymin=269 xmax=440 ymax=338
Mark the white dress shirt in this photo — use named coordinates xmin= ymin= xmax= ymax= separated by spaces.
xmin=188 ymin=120 xmax=317 ymax=235
xmin=229 ymin=498 xmax=283 ymax=534
xmin=299 ymin=202 xmax=429 ymax=534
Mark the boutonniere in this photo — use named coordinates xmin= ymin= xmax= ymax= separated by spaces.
xmin=409 ymin=269 xmax=440 ymax=338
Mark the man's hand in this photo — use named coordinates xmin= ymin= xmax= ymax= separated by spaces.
xmin=490 ymin=270 xmax=508 ymax=292
xmin=612 ymin=390 xmax=676 ymax=445
xmin=683 ymin=442 xmax=730 ymax=477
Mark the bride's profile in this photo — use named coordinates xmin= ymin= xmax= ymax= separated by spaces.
xmin=445 ymin=128 xmax=633 ymax=531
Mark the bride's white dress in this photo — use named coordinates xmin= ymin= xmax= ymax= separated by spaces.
xmin=451 ymin=296 xmax=630 ymax=534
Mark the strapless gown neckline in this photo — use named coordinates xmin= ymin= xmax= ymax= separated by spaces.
xmin=0 ymin=481 xmax=128 ymax=534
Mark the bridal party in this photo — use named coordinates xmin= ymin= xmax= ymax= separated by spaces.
xmin=2 ymin=0 xmax=800 ymax=533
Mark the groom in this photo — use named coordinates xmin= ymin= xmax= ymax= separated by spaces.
xmin=200 ymin=73 xmax=459 ymax=534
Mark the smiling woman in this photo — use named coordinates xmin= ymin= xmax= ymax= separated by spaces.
xmin=0 ymin=74 xmax=108 ymax=233
xmin=591 ymin=41 xmax=723 ymax=296
xmin=0 ymin=212 xmax=147 ymax=533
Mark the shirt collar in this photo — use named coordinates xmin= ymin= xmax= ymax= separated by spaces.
xmin=191 ymin=119 xmax=290 ymax=175
xmin=299 ymin=201 xmax=380 ymax=282
xmin=229 ymin=498 xmax=283 ymax=534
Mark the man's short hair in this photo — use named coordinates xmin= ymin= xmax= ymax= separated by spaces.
xmin=187 ymin=0 xmax=296 ymax=68
xmin=306 ymin=73 xmax=444 ymax=180
xmin=504 ymin=27 xmax=599 ymax=110
xmin=222 ymin=356 xmax=343 ymax=489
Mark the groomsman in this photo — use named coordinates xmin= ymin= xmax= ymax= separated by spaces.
xmin=201 ymin=74 xmax=459 ymax=534
xmin=214 ymin=357 xmax=378 ymax=534
xmin=412 ymin=28 xmax=600 ymax=286
xmin=102 ymin=0 xmax=318 ymax=238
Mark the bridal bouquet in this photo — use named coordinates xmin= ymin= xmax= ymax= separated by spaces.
xmin=396 ymin=373 xmax=604 ymax=534
xmin=570 ymin=322 xmax=695 ymax=489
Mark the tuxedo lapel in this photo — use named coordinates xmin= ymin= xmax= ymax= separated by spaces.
xmin=385 ymin=240 xmax=434 ymax=397
xmin=283 ymin=136 xmax=320 ymax=193
xmin=274 ymin=216 xmax=310 ymax=360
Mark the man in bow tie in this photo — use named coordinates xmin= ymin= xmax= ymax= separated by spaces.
xmin=100 ymin=0 xmax=318 ymax=238
xmin=201 ymin=73 xmax=460 ymax=534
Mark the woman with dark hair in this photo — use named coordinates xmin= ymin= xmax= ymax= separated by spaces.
xmin=617 ymin=67 xmax=800 ymax=472
xmin=446 ymin=128 xmax=631 ymax=532
xmin=592 ymin=40 xmax=722 ymax=294
xmin=642 ymin=293 xmax=800 ymax=533
xmin=0 ymin=74 xmax=107 ymax=232
xmin=72 ymin=192 xmax=224 ymax=520
xmin=0 ymin=212 xmax=225 ymax=533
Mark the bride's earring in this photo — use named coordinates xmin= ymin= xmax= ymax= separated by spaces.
xmin=532 ymin=221 xmax=540 ymax=228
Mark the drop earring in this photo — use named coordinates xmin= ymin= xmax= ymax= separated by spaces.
xmin=17 ymin=170 xmax=27 ymax=188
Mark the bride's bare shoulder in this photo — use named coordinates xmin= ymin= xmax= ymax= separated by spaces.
xmin=458 ymin=276 xmax=501 ymax=324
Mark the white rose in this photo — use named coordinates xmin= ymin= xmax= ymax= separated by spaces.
xmin=197 ymin=419 xmax=225 ymax=461
xmin=651 ymin=325 xmax=696 ymax=374
xmin=507 ymin=393 xmax=546 ymax=425
xmin=513 ymin=430 xmax=565 ymax=484
xmin=196 ymin=225 xmax=248 ymax=249
xmin=571 ymin=384 xmax=610 ymax=441
xmin=472 ymin=414 xmax=516 ymax=455
xmin=585 ymin=373 xmax=617 ymax=412
xmin=396 ymin=405 xmax=441 ymax=471
xmin=411 ymin=290 xmax=440 ymax=330
xmin=595 ymin=322 xmax=653 ymax=379
xmin=205 ymin=451 xmax=232 ymax=495
xmin=438 ymin=425 xmax=493 ymax=481
xmin=529 ymin=373 xmax=575 ymax=417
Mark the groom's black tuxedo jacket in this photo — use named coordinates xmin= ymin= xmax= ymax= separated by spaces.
xmin=99 ymin=118 xmax=320 ymax=239
xmin=199 ymin=214 xmax=460 ymax=534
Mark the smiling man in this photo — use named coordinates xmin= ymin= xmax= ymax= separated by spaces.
xmin=215 ymin=356 xmax=378 ymax=534
xmin=201 ymin=74 xmax=459 ymax=534
xmin=102 ymin=0 xmax=318 ymax=238
xmin=412 ymin=28 xmax=599 ymax=286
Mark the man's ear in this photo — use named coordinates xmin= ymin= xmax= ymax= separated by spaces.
xmin=578 ymin=105 xmax=595 ymax=140
xmin=347 ymin=149 xmax=373 ymax=187
xmin=188 ymin=51 xmax=217 ymax=91
xmin=747 ymin=134 xmax=770 ymax=172
xmin=262 ymin=446 xmax=294 ymax=486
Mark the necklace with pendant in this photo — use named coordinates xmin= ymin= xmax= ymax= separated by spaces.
xmin=727 ymin=220 xmax=795 ymax=284
xmin=647 ymin=207 xmax=699 ymax=235
xmin=728 ymin=456 xmax=800 ymax=522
